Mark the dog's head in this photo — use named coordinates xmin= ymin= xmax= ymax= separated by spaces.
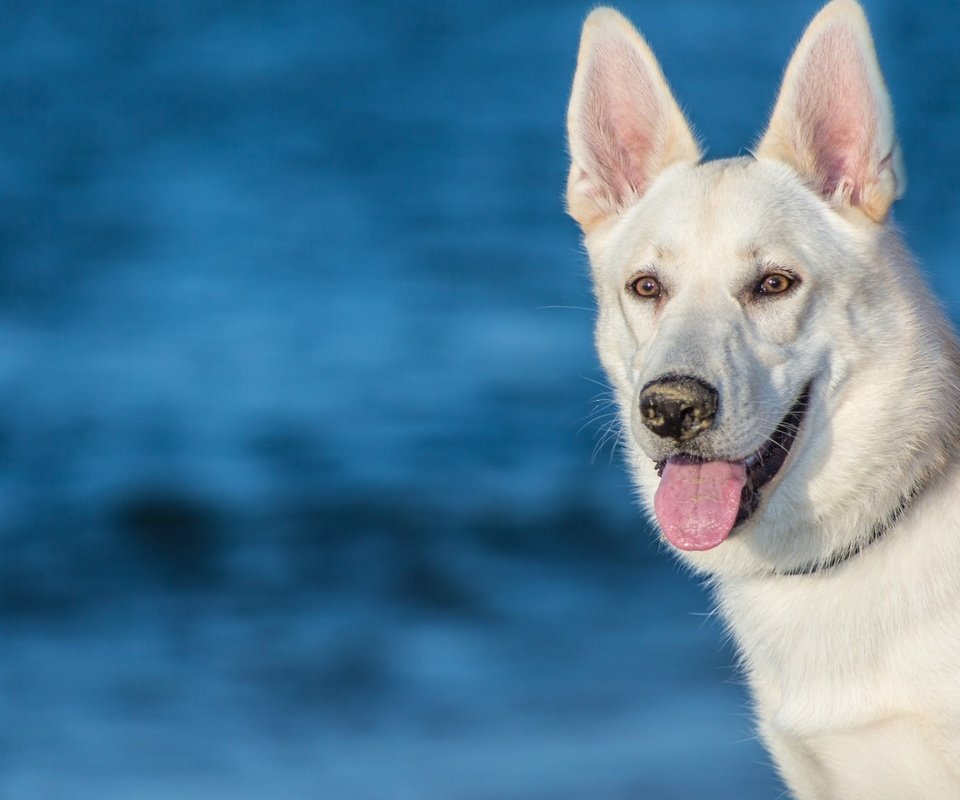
xmin=567 ymin=1 xmax=953 ymax=575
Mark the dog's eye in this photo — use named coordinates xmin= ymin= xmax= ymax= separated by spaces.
xmin=756 ymin=271 xmax=797 ymax=296
xmin=630 ymin=275 xmax=662 ymax=299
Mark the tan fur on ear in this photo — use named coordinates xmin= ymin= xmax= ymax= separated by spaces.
xmin=756 ymin=0 xmax=904 ymax=222
xmin=566 ymin=8 xmax=700 ymax=233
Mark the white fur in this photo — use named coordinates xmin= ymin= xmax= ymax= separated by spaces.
xmin=566 ymin=2 xmax=960 ymax=797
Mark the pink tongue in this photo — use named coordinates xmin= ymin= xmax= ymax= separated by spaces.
xmin=653 ymin=457 xmax=747 ymax=551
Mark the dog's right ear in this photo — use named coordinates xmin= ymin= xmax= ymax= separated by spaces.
xmin=565 ymin=8 xmax=700 ymax=234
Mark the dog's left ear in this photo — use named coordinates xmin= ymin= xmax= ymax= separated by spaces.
xmin=757 ymin=0 xmax=905 ymax=222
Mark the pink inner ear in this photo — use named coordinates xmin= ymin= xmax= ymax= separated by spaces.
xmin=794 ymin=26 xmax=877 ymax=203
xmin=581 ymin=37 xmax=662 ymax=205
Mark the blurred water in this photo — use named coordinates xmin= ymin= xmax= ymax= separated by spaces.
xmin=1 ymin=1 xmax=958 ymax=797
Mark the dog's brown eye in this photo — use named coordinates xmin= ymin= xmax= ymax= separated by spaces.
xmin=631 ymin=275 xmax=662 ymax=299
xmin=757 ymin=271 xmax=796 ymax=296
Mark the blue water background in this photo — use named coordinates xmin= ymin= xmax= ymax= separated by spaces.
xmin=3 ymin=1 xmax=959 ymax=797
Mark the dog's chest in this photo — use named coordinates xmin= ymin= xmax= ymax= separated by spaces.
xmin=772 ymin=716 xmax=960 ymax=800
xmin=722 ymin=575 xmax=958 ymax=717
xmin=718 ymin=560 xmax=960 ymax=797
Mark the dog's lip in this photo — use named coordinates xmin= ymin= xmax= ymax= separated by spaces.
xmin=654 ymin=383 xmax=812 ymax=529
xmin=734 ymin=384 xmax=811 ymax=526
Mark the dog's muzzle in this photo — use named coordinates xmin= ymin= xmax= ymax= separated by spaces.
xmin=638 ymin=375 xmax=718 ymax=442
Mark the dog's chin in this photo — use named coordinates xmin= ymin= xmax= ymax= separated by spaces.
xmin=648 ymin=384 xmax=812 ymax=552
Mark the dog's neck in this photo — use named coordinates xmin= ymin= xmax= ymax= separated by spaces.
xmin=777 ymin=395 xmax=960 ymax=579
xmin=779 ymin=337 xmax=960 ymax=579
xmin=775 ymin=483 xmax=925 ymax=577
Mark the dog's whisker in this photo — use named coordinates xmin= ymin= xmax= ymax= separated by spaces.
xmin=578 ymin=410 xmax=620 ymax=436
xmin=591 ymin=420 xmax=624 ymax=465
xmin=537 ymin=304 xmax=595 ymax=313
xmin=580 ymin=374 xmax=616 ymax=391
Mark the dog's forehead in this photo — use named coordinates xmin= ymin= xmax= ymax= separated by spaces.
xmin=606 ymin=157 xmax=812 ymax=269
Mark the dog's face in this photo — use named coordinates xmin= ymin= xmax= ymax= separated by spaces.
xmin=592 ymin=157 xmax=829 ymax=471
xmin=589 ymin=157 xmax=897 ymax=572
xmin=567 ymin=3 xmax=924 ymax=575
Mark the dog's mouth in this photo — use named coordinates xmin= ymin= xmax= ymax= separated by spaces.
xmin=652 ymin=384 xmax=811 ymax=551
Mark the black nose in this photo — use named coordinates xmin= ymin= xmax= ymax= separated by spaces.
xmin=639 ymin=376 xmax=718 ymax=442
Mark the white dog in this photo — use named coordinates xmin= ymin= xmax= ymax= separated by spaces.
xmin=565 ymin=1 xmax=960 ymax=797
